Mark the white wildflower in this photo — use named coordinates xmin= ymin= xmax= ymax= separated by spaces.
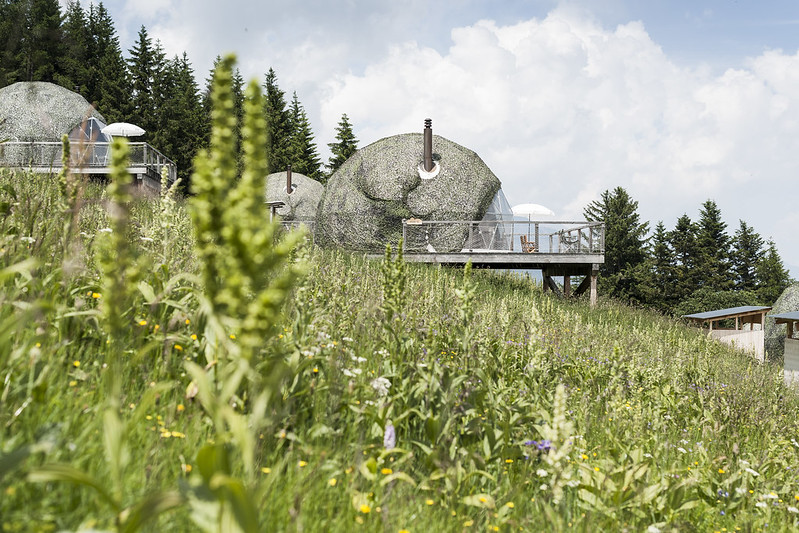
xmin=539 ymin=484 xmax=548 ymax=491
xmin=756 ymin=502 xmax=767 ymax=508
xmin=343 ymin=337 xmax=354 ymax=342
xmin=536 ymin=469 xmax=548 ymax=478
xmin=20 ymin=236 xmax=35 ymax=243
xmin=647 ymin=526 xmax=661 ymax=533
xmin=789 ymin=506 xmax=799 ymax=514
xmin=744 ymin=467 xmax=760 ymax=477
xmin=342 ymin=368 xmax=362 ymax=377
xmin=371 ymin=377 xmax=391 ymax=397
xmin=98 ymin=227 xmax=112 ymax=233
xmin=351 ymin=356 xmax=367 ymax=364
xmin=677 ymin=447 xmax=687 ymax=454
xmin=140 ymin=237 xmax=154 ymax=242
xmin=643 ymin=453 xmax=653 ymax=458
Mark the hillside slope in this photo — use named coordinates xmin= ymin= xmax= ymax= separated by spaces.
xmin=2 ymin=166 xmax=799 ymax=532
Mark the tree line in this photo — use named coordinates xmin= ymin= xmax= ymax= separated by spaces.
xmin=0 ymin=0 xmax=359 ymax=190
xmin=585 ymin=187 xmax=792 ymax=314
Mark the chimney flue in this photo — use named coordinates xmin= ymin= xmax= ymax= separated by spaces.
xmin=423 ymin=118 xmax=433 ymax=172
xmin=286 ymin=164 xmax=293 ymax=194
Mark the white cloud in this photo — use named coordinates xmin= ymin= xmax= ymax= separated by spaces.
xmin=320 ymin=8 xmax=799 ymax=269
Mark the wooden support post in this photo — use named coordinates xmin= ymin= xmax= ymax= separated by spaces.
xmin=789 ymin=321 xmax=794 ymax=340
xmin=735 ymin=316 xmax=739 ymax=330
xmin=589 ymin=267 xmax=598 ymax=308
xmin=564 ymin=275 xmax=571 ymax=297
xmin=574 ymin=275 xmax=591 ymax=296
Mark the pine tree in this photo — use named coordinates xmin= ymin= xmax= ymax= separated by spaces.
xmin=153 ymin=53 xmax=203 ymax=190
xmin=287 ymin=91 xmax=322 ymax=181
xmin=583 ymin=187 xmax=649 ymax=300
xmin=16 ymin=0 xmax=63 ymax=82
xmin=0 ymin=0 xmax=25 ymax=85
xmin=695 ymin=199 xmax=732 ymax=290
xmin=756 ymin=240 xmax=792 ymax=304
xmin=731 ymin=220 xmax=764 ymax=292
xmin=126 ymin=26 xmax=160 ymax=136
xmin=262 ymin=67 xmax=291 ymax=173
xmin=55 ymin=0 xmax=90 ymax=94
xmin=670 ymin=214 xmax=700 ymax=303
xmin=87 ymin=2 xmax=129 ymax=122
xmin=646 ymin=221 xmax=677 ymax=312
xmin=326 ymin=113 xmax=358 ymax=178
xmin=202 ymin=57 xmax=244 ymax=166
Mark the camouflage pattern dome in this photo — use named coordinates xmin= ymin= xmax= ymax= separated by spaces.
xmin=766 ymin=283 xmax=799 ymax=361
xmin=316 ymin=133 xmax=501 ymax=252
xmin=265 ymin=171 xmax=324 ymax=221
xmin=0 ymin=82 xmax=105 ymax=142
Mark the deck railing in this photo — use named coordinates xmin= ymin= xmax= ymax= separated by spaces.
xmin=402 ymin=219 xmax=605 ymax=254
xmin=0 ymin=141 xmax=177 ymax=182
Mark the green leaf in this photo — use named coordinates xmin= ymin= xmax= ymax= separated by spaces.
xmin=28 ymin=463 xmax=120 ymax=512
xmin=119 ymin=491 xmax=184 ymax=533
xmin=137 ymin=281 xmax=158 ymax=303
xmin=196 ymin=444 xmax=231 ymax=484
xmin=379 ymin=472 xmax=417 ymax=487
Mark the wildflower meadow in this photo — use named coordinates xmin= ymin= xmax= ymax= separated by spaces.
xmin=3 ymin=56 xmax=799 ymax=532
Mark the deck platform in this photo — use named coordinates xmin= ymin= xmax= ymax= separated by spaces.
xmin=395 ymin=219 xmax=605 ymax=305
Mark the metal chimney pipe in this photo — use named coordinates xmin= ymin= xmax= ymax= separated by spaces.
xmin=286 ymin=164 xmax=293 ymax=194
xmin=423 ymin=118 xmax=433 ymax=172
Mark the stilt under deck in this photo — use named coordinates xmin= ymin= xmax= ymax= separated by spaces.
xmin=400 ymin=252 xmax=602 ymax=307
xmin=396 ymin=219 xmax=605 ymax=307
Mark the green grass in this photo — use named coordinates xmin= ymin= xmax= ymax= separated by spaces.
xmin=2 ymin=167 xmax=799 ymax=533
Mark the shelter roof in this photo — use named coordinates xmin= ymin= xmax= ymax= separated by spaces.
xmin=770 ymin=311 xmax=799 ymax=324
xmin=683 ymin=306 xmax=772 ymax=322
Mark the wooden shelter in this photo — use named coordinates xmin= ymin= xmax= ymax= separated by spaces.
xmin=683 ymin=305 xmax=772 ymax=361
xmin=770 ymin=311 xmax=799 ymax=386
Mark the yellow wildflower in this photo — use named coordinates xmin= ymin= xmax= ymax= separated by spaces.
xmin=174 ymin=344 xmax=183 ymax=351
xmin=328 ymin=478 xmax=337 ymax=487
xmin=425 ymin=499 xmax=435 ymax=506
xmin=261 ymin=467 xmax=271 ymax=474
xmin=463 ymin=520 xmax=474 ymax=527
xmin=91 ymin=292 xmax=101 ymax=299
xmin=506 ymin=502 xmax=515 ymax=508
xmin=72 ymin=360 xmax=80 ymax=367
xmin=359 ymin=504 xmax=371 ymax=514
xmin=138 ymin=320 xmax=147 ymax=326
xmin=177 ymin=404 xmax=185 ymax=412
xmin=718 ymin=469 xmax=725 ymax=474
xmin=298 ymin=460 xmax=308 ymax=467
xmin=381 ymin=468 xmax=393 ymax=475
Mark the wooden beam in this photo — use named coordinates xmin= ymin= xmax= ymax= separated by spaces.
xmin=542 ymin=273 xmax=562 ymax=297
xmin=589 ymin=268 xmax=598 ymax=308
xmin=574 ymin=275 xmax=591 ymax=296
xmin=564 ymin=275 xmax=571 ymax=297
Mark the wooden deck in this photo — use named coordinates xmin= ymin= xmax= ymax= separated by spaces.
xmin=395 ymin=219 xmax=605 ymax=305
xmin=0 ymin=141 xmax=176 ymax=191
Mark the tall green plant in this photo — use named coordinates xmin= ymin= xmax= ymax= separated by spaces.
xmin=184 ymin=54 xmax=306 ymax=532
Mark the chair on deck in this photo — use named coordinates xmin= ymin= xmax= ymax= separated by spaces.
xmin=520 ymin=235 xmax=536 ymax=253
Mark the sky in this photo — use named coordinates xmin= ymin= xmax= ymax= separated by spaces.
xmin=77 ymin=0 xmax=799 ymax=274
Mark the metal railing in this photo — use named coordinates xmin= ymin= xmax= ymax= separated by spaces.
xmin=0 ymin=141 xmax=176 ymax=182
xmin=402 ymin=219 xmax=605 ymax=254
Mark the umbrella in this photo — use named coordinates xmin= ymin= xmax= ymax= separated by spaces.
xmin=101 ymin=122 xmax=145 ymax=137
xmin=511 ymin=203 xmax=555 ymax=218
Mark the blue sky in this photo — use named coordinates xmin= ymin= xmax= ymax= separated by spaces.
xmin=82 ymin=0 xmax=799 ymax=274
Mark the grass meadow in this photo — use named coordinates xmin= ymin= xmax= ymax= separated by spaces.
xmin=4 ymin=58 xmax=799 ymax=532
